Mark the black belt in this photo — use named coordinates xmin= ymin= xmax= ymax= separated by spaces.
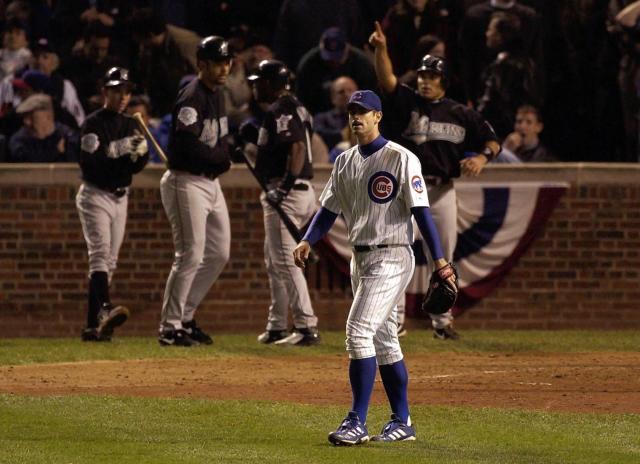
xmin=292 ymin=183 xmax=309 ymax=191
xmin=354 ymin=244 xmax=389 ymax=252
xmin=103 ymin=186 xmax=127 ymax=197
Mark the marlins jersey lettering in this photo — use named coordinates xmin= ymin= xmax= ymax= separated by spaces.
xmin=168 ymin=78 xmax=230 ymax=178
xmin=320 ymin=140 xmax=428 ymax=246
xmin=383 ymin=84 xmax=498 ymax=181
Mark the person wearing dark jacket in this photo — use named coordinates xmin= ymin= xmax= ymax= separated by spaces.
xmin=476 ymin=11 xmax=541 ymax=139
xmin=8 ymin=93 xmax=79 ymax=162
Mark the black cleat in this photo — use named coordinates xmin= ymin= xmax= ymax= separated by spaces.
xmin=97 ymin=303 xmax=129 ymax=339
xmin=182 ymin=320 xmax=213 ymax=345
xmin=158 ymin=329 xmax=199 ymax=347
xmin=81 ymin=327 xmax=110 ymax=342
xmin=433 ymin=325 xmax=460 ymax=340
xmin=257 ymin=329 xmax=290 ymax=344
xmin=274 ymin=327 xmax=320 ymax=346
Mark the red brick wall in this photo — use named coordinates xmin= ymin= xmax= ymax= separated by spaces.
xmin=459 ymin=184 xmax=640 ymax=330
xmin=1 ymin=165 xmax=639 ymax=337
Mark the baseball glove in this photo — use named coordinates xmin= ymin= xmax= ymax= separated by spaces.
xmin=421 ymin=262 xmax=458 ymax=315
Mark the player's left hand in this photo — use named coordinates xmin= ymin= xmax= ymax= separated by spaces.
xmin=130 ymin=132 xmax=148 ymax=160
xmin=266 ymin=188 xmax=287 ymax=206
xmin=293 ymin=241 xmax=311 ymax=269
xmin=460 ymin=153 xmax=488 ymax=177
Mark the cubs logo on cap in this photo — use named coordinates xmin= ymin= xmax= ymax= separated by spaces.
xmin=411 ymin=175 xmax=424 ymax=193
xmin=368 ymin=171 xmax=398 ymax=204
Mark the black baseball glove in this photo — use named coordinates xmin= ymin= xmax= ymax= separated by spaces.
xmin=421 ymin=262 xmax=458 ymax=315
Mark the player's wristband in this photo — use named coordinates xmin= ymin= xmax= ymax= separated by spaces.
xmin=481 ymin=146 xmax=496 ymax=161
xmin=279 ymin=172 xmax=297 ymax=193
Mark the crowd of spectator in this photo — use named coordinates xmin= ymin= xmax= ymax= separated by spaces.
xmin=0 ymin=0 xmax=639 ymax=163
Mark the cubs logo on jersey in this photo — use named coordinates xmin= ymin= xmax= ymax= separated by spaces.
xmin=368 ymin=171 xmax=398 ymax=204
xmin=411 ymin=175 xmax=424 ymax=193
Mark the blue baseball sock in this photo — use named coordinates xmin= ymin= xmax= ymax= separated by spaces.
xmin=349 ymin=356 xmax=377 ymax=423
xmin=379 ymin=360 xmax=410 ymax=423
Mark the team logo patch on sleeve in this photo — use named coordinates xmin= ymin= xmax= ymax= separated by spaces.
xmin=80 ymin=133 xmax=100 ymax=154
xmin=411 ymin=175 xmax=424 ymax=193
xmin=276 ymin=114 xmax=292 ymax=133
xmin=368 ymin=171 xmax=398 ymax=204
xmin=177 ymin=106 xmax=198 ymax=126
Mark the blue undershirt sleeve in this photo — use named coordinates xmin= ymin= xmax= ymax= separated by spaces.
xmin=302 ymin=207 xmax=339 ymax=245
xmin=411 ymin=206 xmax=444 ymax=261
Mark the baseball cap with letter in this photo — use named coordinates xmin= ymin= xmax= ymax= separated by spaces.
xmin=347 ymin=90 xmax=382 ymax=112
xmin=103 ymin=67 xmax=131 ymax=88
xmin=320 ymin=27 xmax=347 ymax=62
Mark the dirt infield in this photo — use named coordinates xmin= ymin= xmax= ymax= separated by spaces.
xmin=1 ymin=352 xmax=639 ymax=414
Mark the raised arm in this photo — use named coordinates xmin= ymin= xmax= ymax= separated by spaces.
xmin=368 ymin=21 xmax=397 ymax=94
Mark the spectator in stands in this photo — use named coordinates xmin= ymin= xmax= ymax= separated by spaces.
xmin=459 ymin=0 xmax=541 ymax=104
xmin=50 ymin=1 xmax=135 ymax=63
xmin=129 ymin=8 xmax=201 ymax=116
xmin=313 ymin=75 xmax=357 ymax=151
xmin=273 ymin=0 xmax=366 ymax=70
xmin=225 ymin=42 xmax=274 ymax=129
xmin=501 ymin=104 xmax=555 ymax=162
xmin=380 ymin=0 xmax=453 ymax=77
xmin=61 ymin=21 xmax=122 ymax=114
xmin=31 ymin=38 xmax=85 ymax=127
xmin=295 ymin=27 xmax=376 ymax=114
xmin=7 ymin=93 xmax=79 ymax=162
xmin=0 ymin=17 xmax=31 ymax=80
xmin=126 ymin=94 xmax=167 ymax=164
xmin=476 ymin=11 xmax=541 ymax=139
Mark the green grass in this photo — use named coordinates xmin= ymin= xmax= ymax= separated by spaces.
xmin=1 ymin=330 xmax=639 ymax=366
xmin=0 ymin=396 xmax=638 ymax=464
xmin=1 ymin=331 xmax=639 ymax=463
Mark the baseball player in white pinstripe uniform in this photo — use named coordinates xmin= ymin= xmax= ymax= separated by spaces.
xmin=294 ymin=90 xmax=454 ymax=445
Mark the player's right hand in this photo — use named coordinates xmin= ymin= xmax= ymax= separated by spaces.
xmin=293 ymin=241 xmax=311 ymax=269
xmin=368 ymin=21 xmax=387 ymax=49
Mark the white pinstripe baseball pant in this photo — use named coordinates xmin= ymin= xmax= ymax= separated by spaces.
xmin=346 ymin=245 xmax=415 ymax=365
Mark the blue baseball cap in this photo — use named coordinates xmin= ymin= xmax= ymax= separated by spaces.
xmin=347 ymin=90 xmax=382 ymax=112
xmin=320 ymin=27 xmax=347 ymax=62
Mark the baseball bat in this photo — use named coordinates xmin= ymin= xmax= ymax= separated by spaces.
xmin=132 ymin=112 xmax=168 ymax=164
xmin=236 ymin=148 xmax=320 ymax=264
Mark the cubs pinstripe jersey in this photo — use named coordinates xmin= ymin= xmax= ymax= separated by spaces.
xmin=319 ymin=140 xmax=429 ymax=246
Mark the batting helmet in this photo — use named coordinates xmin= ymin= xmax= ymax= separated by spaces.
xmin=103 ymin=67 xmax=131 ymax=88
xmin=247 ymin=59 xmax=290 ymax=88
xmin=197 ymin=36 xmax=232 ymax=62
xmin=416 ymin=54 xmax=448 ymax=87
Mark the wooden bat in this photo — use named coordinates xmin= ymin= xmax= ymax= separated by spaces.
xmin=132 ymin=112 xmax=168 ymax=164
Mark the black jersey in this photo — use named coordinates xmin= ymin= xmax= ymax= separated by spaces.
xmin=254 ymin=93 xmax=313 ymax=182
xmin=167 ymin=78 xmax=231 ymax=179
xmin=78 ymin=108 xmax=149 ymax=190
xmin=382 ymin=84 xmax=498 ymax=182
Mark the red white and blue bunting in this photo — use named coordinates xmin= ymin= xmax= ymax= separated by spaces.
xmin=316 ymin=182 xmax=568 ymax=317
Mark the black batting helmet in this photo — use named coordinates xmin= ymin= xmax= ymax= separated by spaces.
xmin=247 ymin=59 xmax=290 ymax=89
xmin=103 ymin=67 xmax=131 ymax=88
xmin=197 ymin=36 xmax=232 ymax=62
xmin=416 ymin=54 xmax=448 ymax=87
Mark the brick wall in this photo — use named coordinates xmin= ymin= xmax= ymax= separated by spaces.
xmin=0 ymin=164 xmax=638 ymax=337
